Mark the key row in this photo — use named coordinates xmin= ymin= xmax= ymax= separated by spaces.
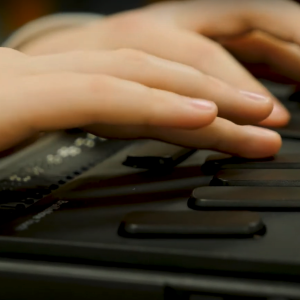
xmin=119 ymin=152 xmax=300 ymax=239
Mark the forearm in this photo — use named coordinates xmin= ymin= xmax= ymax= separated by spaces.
xmin=2 ymin=13 xmax=102 ymax=55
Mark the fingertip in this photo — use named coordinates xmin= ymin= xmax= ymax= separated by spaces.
xmin=236 ymin=90 xmax=274 ymax=124
xmin=233 ymin=101 xmax=274 ymax=125
xmin=241 ymin=126 xmax=282 ymax=158
xmin=258 ymin=103 xmax=291 ymax=128
xmin=219 ymin=89 xmax=274 ymax=125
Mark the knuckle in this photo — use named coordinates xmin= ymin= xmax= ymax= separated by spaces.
xmin=141 ymin=87 xmax=173 ymax=126
xmin=67 ymin=50 xmax=89 ymax=58
xmin=105 ymin=11 xmax=149 ymax=34
xmin=63 ymin=50 xmax=98 ymax=61
xmin=132 ymin=86 xmax=158 ymax=126
xmin=191 ymin=39 xmax=223 ymax=64
xmin=206 ymin=74 xmax=229 ymax=91
xmin=115 ymin=48 xmax=149 ymax=64
xmin=192 ymin=40 xmax=226 ymax=70
xmin=78 ymin=75 xmax=109 ymax=122
xmin=204 ymin=40 xmax=223 ymax=58
xmin=85 ymin=74 xmax=110 ymax=96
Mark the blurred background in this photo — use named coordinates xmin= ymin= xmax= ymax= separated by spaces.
xmin=0 ymin=0 xmax=174 ymax=42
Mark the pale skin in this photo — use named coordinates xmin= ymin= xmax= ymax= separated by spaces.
xmin=5 ymin=0 xmax=300 ymax=157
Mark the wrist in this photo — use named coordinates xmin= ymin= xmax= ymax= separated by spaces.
xmin=3 ymin=13 xmax=103 ymax=55
xmin=20 ymin=26 xmax=87 ymax=55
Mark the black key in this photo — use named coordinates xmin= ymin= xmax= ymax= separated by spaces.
xmin=211 ymin=169 xmax=300 ymax=187
xmin=123 ymin=141 xmax=195 ymax=169
xmin=188 ymin=186 xmax=300 ymax=210
xmin=201 ymin=153 xmax=300 ymax=175
xmin=118 ymin=211 xmax=265 ymax=238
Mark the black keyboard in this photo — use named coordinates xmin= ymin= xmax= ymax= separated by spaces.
xmin=3 ymin=81 xmax=300 ymax=299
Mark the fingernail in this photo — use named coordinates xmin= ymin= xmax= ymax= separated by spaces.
xmin=272 ymin=103 xmax=289 ymax=117
xmin=187 ymin=98 xmax=216 ymax=110
xmin=239 ymin=90 xmax=270 ymax=102
xmin=243 ymin=125 xmax=279 ymax=137
xmin=266 ymin=103 xmax=290 ymax=124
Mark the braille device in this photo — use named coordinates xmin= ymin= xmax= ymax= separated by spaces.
xmin=2 ymin=82 xmax=300 ymax=299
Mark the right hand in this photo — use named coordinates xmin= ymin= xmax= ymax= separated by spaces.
xmin=0 ymin=48 xmax=280 ymax=158
xmin=22 ymin=0 xmax=300 ymax=128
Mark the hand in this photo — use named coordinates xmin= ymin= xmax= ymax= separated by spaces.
xmin=0 ymin=48 xmax=280 ymax=158
xmin=21 ymin=0 xmax=300 ymax=128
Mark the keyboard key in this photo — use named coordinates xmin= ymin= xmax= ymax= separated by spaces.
xmin=211 ymin=169 xmax=300 ymax=187
xmin=189 ymin=186 xmax=300 ymax=210
xmin=201 ymin=154 xmax=300 ymax=175
xmin=118 ymin=211 xmax=265 ymax=238
xmin=123 ymin=141 xmax=195 ymax=169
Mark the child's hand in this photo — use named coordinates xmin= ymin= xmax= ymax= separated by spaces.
xmin=21 ymin=0 xmax=299 ymax=128
xmin=0 ymin=48 xmax=280 ymax=158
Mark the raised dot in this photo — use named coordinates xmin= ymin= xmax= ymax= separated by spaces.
xmin=85 ymin=140 xmax=95 ymax=148
xmin=75 ymin=138 xmax=85 ymax=147
xmin=87 ymin=133 xmax=96 ymax=140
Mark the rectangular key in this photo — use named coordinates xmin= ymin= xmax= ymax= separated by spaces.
xmin=123 ymin=141 xmax=195 ymax=169
xmin=118 ymin=211 xmax=265 ymax=238
xmin=188 ymin=186 xmax=300 ymax=210
xmin=211 ymin=169 xmax=300 ymax=187
xmin=201 ymin=153 xmax=300 ymax=175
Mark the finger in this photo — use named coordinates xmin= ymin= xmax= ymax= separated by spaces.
xmin=29 ymin=50 xmax=273 ymax=124
xmin=85 ymin=117 xmax=282 ymax=159
xmin=0 ymin=72 xmax=217 ymax=151
xmin=221 ymin=31 xmax=300 ymax=83
xmin=99 ymin=20 xmax=290 ymax=127
xmin=154 ymin=0 xmax=300 ymax=44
